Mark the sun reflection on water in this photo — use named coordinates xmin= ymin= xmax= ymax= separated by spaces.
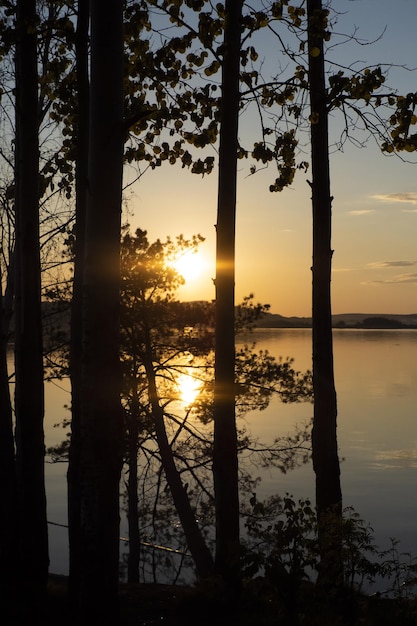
xmin=176 ymin=371 xmax=202 ymax=406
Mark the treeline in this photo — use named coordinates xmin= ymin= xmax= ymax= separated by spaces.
xmin=336 ymin=316 xmax=417 ymax=329
xmin=14 ymin=304 xmax=417 ymax=335
xmin=257 ymin=313 xmax=417 ymax=329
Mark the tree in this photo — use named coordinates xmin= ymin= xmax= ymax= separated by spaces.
xmin=77 ymin=0 xmax=124 ymax=622
xmin=0 ymin=194 xmax=18 ymax=618
xmin=120 ymin=229 xmax=214 ymax=581
xmin=212 ymin=0 xmax=243 ymax=597
xmin=14 ymin=0 xmax=49 ymax=616
xmin=307 ymin=0 xmax=342 ymax=588
xmin=0 ymin=1 xmax=82 ymax=614
xmin=121 ymin=0 xmax=307 ymax=592
xmin=257 ymin=0 xmax=415 ymax=590
xmin=117 ymin=231 xmax=312 ymax=584
xmin=48 ymin=224 xmax=313 ymax=587
xmin=0 ymin=14 xmax=17 ymax=592
xmin=67 ymin=0 xmax=89 ymax=604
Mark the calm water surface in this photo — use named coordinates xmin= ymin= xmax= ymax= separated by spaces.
xmin=35 ymin=329 xmax=417 ymax=575
xmin=240 ymin=329 xmax=417 ymax=561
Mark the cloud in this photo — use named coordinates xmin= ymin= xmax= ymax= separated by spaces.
xmin=364 ymin=272 xmax=417 ymax=285
xmin=347 ymin=209 xmax=375 ymax=215
xmin=368 ymin=261 xmax=417 ymax=269
xmin=372 ymin=192 xmax=417 ymax=205
xmin=333 ymin=267 xmax=355 ymax=273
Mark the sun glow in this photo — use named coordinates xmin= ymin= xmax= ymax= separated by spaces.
xmin=176 ymin=371 xmax=202 ymax=406
xmin=172 ymin=249 xmax=206 ymax=282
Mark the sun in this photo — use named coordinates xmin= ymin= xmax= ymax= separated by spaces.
xmin=176 ymin=371 xmax=202 ymax=406
xmin=172 ymin=249 xmax=206 ymax=282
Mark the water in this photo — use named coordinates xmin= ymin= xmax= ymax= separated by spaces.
xmin=239 ymin=329 xmax=417 ymax=564
xmin=13 ymin=329 xmax=417 ymax=578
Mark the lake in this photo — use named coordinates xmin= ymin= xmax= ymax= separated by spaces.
xmin=40 ymin=328 xmax=417 ymax=580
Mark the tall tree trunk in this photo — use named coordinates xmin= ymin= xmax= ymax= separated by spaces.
xmin=142 ymin=327 xmax=214 ymax=580
xmin=78 ymin=1 xmax=124 ymax=622
xmin=213 ymin=0 xmax=242 ymax=595
xmin=67 ymin=0 xmax=89 ymax=605
xmin=14 ymin=0 xmax=49 ymax=615
xmin=0 ymin=251 xmax=18 ymax=616
xmin=307 ymin=0 xmax=343 ymax=589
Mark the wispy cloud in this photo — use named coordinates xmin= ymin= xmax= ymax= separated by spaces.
xmin=333 ymin=267 xmax=355 ymax=273
xmin=368 ymin=260 xmax=417 ymax=269
xmin=348 ymin=209 xmax=375 ymax=216
xmin=372 ymin=192 xmax=417 ymax=205
xmin=364 ymin=273 xmax=417 ymax=285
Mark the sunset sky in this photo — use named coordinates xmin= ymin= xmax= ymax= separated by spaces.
xmin=127 ymin=0 xmax=417 ymax=317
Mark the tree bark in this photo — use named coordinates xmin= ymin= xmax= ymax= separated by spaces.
xmin=78 ymin=1 xmax=124 ymax=622
xmin=67 ymin=0 xmax=89 ymax=605
xmin=0 ymin=250 xmax=18 ymax=615
xmin=213 ymin=0 xmax=243 ymax=595
xmin=307 ymin=0 xmax=343 ymax=588
xmin=14 ymin=0 xmax=49 ymax=615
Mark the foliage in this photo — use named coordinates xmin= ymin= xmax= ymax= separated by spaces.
xmin=383 ymin=92 xmax=417 ymax=154
xmin=242 ymin=494 xmax=317 ymax=589
xmin=380 ymin=539 xmax=417 ymax=600
xmin=242 ymin=494 xmax=417 ymax=601
xmin=122 ymin=0 xmax=316 ymax=192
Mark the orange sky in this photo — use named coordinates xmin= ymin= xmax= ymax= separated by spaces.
xmin=127 ymin=1 xmax=417 ymax=317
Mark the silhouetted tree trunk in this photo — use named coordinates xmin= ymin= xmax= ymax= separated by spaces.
xmin=78 ymin=1 xmax=124 ymax=622
xmin=213 ymin=0 xmax=243 ymax=597
xmin=307 ymin=0 xmax=343 ymax=589
xmin=67 ymin=0 xmax=89 ymax=605
xmin=14 ymin=0 xmax=49 ymax=616
xmin=0 ymin=250 xmax=18 ymax=616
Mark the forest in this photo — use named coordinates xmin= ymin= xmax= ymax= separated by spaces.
xmin=1 ymin=1 xmax=417 ymax=625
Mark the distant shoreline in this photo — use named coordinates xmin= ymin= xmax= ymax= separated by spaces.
xmin=37 ymin=301 xmax=417 ymax=331
xmin=256 ymin=312 xmax=417 ymax=330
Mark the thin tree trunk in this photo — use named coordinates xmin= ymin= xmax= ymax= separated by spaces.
xmin=213 ymin=0 xmax=242 ymax=595
xmin=142 ymin=327 xmax=214 ymax=580
xmin=127 ymin=393 xmax=140 ymax=583
xmin=0 ymin=252 xmax=18 ymax=614
xmin=14 ymin=0 xmax=49 ymax=615
xmin=67 ymin=0 xmax=89 ymax=604
xmin=307 ymin=0 xmax=343 ymax=589
xmin=78 ymin=1 xmax=124 ymax=622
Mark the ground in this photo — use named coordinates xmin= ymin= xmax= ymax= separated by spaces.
xmin=43 ymin=575 xmax=417 ymax=626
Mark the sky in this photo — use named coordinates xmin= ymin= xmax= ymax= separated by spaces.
xmin=126 ymin=0 xmax=417 ymax=317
